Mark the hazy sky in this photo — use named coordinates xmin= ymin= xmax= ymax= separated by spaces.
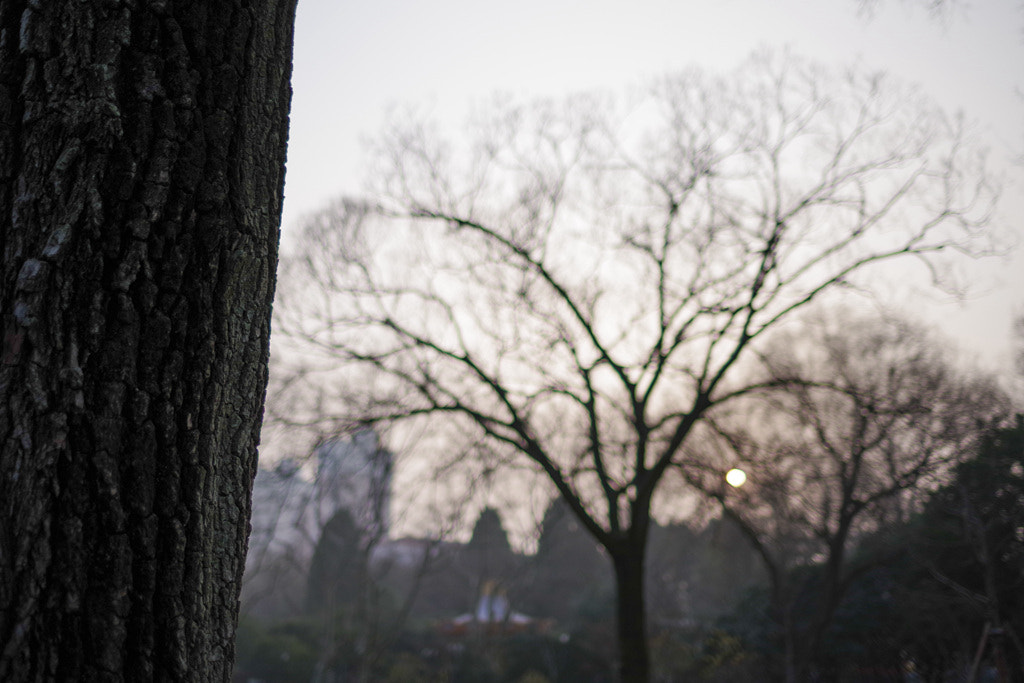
xmin=282 ymin=0 xmax=1024 ymax=372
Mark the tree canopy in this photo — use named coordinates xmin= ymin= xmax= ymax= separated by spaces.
xmin=273 ymin=51 xmax=1002 ymax=683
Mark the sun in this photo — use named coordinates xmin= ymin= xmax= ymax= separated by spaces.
xmin=725 ymin=468 xmax=747 ymax=488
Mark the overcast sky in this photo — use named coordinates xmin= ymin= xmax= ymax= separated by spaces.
xmin=281 ymin=0 xmax=1024 ymax=373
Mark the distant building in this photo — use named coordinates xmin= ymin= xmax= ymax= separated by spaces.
xmin=241 ymin=429 xmax=393 ymax=619
xmin=315 ymin=429 xmax=392 ymax=538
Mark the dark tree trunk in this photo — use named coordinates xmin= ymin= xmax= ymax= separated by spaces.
xmin=0 ymin=1 xmax=297 ymax=681
xmin=611 ymin=538 xmax=650 ymax=683
xmin=788 ymin=521 xmax=854 ymax=682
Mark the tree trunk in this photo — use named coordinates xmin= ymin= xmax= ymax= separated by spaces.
xmin=0 ymin=1 xmax=297 ymax=681
xmin=782 ymin=606 xmax=798 ymax=683
xmin=612 ymin=542 xmax=650 ymax=683
xmin=791 ymin=526 xmax=851 ymax=682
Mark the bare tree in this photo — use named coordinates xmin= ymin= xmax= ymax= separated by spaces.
xmin=1015 ymin=312 xmax=1024 ymax=377
xmin=242 ymin=431 xmax=392 ymax=621
xmin=684 ymin=312 xmax=1009 ymax=682
xmin=273 ymin=52 xmax=1000 ymax=683
xmin=857 ymin=0 xmax=963 ymax=19
xmin=238 ymin=428 xmax=465 ymax=682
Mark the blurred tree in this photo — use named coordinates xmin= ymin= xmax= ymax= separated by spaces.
xmin=0 ymin=2 xmax=297 ymax=681
xmin=464 ymin=507 xmax=520 ymax=616
xmin=232 ymin=617 xmax=320 ymax=683
xmin=688 ymin=518 xmax=764 ymax=621
xmin=643 ymin=522 xmax=696 ymax=624
xmin=274 ymin=52 xmax=1001 ymax=683
xmin=788 ymin=415 xmax=1024 ymax=681
xmin=304 ymin=504 xmax=429 ymax=681
xmin=897 ymin=416 xmax=1024 ymax=681
xmin=303 ymin=509 xmax=367 ymax=682
xmin=524 ymin=498 xmax=611 ymax=624
xmin=468 ymin=508 xmax=515 ymax=568
xmin=385 ymin=652 xmax=442 ymax=683
xmin=1015 ymin=313 xmax=1024 ymax=377
xmin=685 ymin=312 xmax=1008 ymax=682
xmin=306 ymin=509 xmax=364 ymax=613
xmin=857 ymin=0 xmax=960 ymax=18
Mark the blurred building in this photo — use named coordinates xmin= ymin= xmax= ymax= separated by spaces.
xmin=241 ymin=429 xmax=393 ymax=619
xmin=315 ymin=429 xmax=392 ymax=537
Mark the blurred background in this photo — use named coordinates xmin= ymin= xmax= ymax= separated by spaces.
xmin=236 ymin=2 xmax=1024 ymax=682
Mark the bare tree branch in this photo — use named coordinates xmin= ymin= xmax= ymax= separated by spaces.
xmin=269 ymin=51 xmax=1005 ymax=683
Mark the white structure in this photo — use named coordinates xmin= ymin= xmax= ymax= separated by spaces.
xmin=314 ymin=429 xmax=392 ymax=537
xmin=241 ymin=429 xmax=393 ymax=618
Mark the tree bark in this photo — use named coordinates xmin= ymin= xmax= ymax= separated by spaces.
xmin=611 ymin=539 xmax=650 ymax=683
xmin=0 ymin=1 xmax=297 ymax=680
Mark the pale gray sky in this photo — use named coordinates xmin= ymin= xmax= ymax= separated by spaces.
xmin=282 ymin=0 xmax=1024 ymax=373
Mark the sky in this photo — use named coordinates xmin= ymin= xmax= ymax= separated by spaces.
xmin=281 ymin=0 xmax=1024 ymax=373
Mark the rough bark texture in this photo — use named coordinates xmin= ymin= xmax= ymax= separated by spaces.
xmin=0 ymin=1 xmax=297 ymax=680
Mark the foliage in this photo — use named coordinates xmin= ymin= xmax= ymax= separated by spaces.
xmin=467 ymin=507 xmax=518 ymax=580
xmin=305 ymin=508 xmax=363 ymax=613
xmin=385 ymin=652 xmax=442 ymax=683
xmin=233 ymin=617 xmax=319 ymax=683
xmin=514 ymin=671 xmax=554 ymax=683
xmin=704 ymin=416 xmax=1024 ymax=681
xmin=885 ymin=416 xmax=1024 ymax=680
xmin=236 ymin=418 xmax=1023 ymax=682
xmin=520 ymin=498 xmax=612 ymax=624
xmin=683 ymin=311 xmax=1006 ymax=680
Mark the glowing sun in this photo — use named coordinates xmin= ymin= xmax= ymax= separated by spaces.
xmin=725 ymin=468 xmax=747 ymax=488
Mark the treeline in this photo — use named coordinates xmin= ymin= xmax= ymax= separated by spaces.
xmin=233 ymin=416 xmax=1023 ymax=682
